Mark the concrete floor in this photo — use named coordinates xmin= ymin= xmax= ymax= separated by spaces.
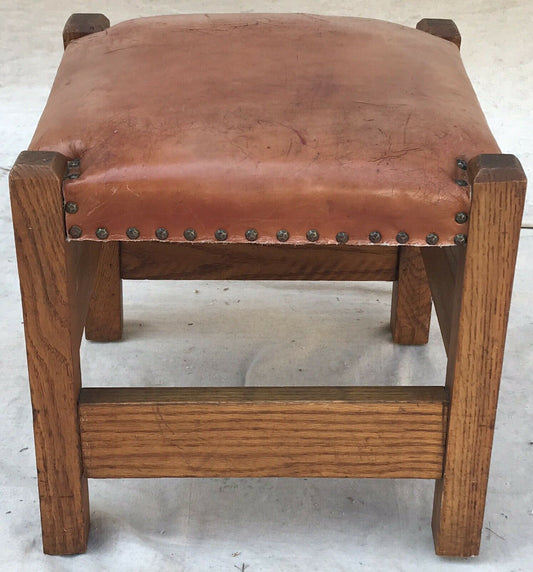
xmin=0 ymin=2 xmax=532 ymax=571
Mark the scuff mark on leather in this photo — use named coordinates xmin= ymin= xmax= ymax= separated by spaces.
xmin=403 ymin=113 xmax=412 ymax=144
xmin=283 ymin=124 xmax=307 ymax=146
xmin=257 ymin=119 xmax=307 ymax=146
xmin=370 ymin=147 xmax=423 ymax=163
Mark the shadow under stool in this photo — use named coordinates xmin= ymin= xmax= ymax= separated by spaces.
xmin=10 ymin=13 xmax=527 ymax=557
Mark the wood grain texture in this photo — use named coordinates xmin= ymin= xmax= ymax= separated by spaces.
xmin=10 ymin=151 xmax=99 ymax=554
xmin=85 ymin=243 xmax=123 ymax=341
xmin=416 ymin=19 xmax=461 ymax=48
xmin=120 ymin=242 xmax=398 ymax=281
xmin=421 ymin=246 xmax=459 ymax=354
xmin=79 ymin=386 xmax=448 ymax=479
xmin=63 ymin=13 xmax=110 ymax=49
xmin=432 ymin=154 xmax=527 ymax=556
xmin=390 ymin=247 xmax=432 ymax=344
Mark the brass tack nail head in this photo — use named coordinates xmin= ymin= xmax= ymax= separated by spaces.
xmin=67 ymin=158 xmax=80 ymax=169
xmin=95 ymin=227 xmax=109 ymax=240
xmin=126 ymin=227 xmax=140 ymax=240
xmin=455 ymin=212 xmax=468 ymax=224
xmin=184 ymin=228 xmax=197 ymax=241
xmin=64 ymin=201 xmax=78 ymax=214
xmin=68 ymin=225 xmax=82 ymax=239
xmin=336 ymin=231 xmax=349 ymax=244
xmin=306 ymin=229 xmax=319 ymax=242
xmin=155 ymin=227 xmax=168 ymax=240
xmin=215 ymin=228 xmax=228 ymax=241
xmin=456 ymin=159 xmax=467 ymax=170
xmin=245 ymin=228 xmax=258 ymax=241
xmin=396 ymin=231 xmax=409 ymax=244
xmin=455 ymin=179 xmax=469 ymax=187
xmin=426 ymin=232 xmax=439 ymax=245
xmin=276 ymin=229 xmax=289 ymax=242
xmin=369 ymin=231 xmax=382 ymax=244
xmin=454 ymin=233 xmax=467 ymax=246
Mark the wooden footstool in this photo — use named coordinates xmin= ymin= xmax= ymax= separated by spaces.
xmin=10 ymin=13 xmax=526 ymax=556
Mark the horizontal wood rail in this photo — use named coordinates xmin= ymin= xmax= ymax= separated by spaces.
xmin=79 ymin=386 xmax=448 ymax=479
xmin=120 ymin=243 xmax=398 ymax=281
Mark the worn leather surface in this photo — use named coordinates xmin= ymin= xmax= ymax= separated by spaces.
xmin=30 ymin=14 xmax=500 ymax=245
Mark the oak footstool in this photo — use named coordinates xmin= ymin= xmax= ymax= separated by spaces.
xmin=10 ymin=13 xmax=526 ymax=556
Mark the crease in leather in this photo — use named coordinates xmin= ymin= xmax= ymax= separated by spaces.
xmin=29 ymin=14 xmax=500 ymax=245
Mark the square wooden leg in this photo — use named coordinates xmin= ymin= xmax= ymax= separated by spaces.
xmin=85 ymin=243 xmax=123 ymax=342
xmin=390 ymin=247 xmax=432 ymax=344
xmin=10 ymin=151 xmax=99 ymax=554
xmin=429 ymin=154 xmax=526 ymax=556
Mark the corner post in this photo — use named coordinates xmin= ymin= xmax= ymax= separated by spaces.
xmin=432 ymin=154 xmax=526 ymax=556
xmin=10 ymin=151 xmax=100 ymax=553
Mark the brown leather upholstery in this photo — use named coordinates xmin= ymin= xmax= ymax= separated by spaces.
xmin=30 ymin=14 xmax=499 ymax=245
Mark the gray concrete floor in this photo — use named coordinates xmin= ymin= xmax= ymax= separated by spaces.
xmin=1 ymin=2 xmax=532 ymax=571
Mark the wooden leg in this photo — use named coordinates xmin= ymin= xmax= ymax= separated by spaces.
xmin=10 ymin=151 xmax=99 ymax=554
xmin=431 ymin=154 xmax=526 ymax=556
xmin=390 ymin=247 xmax=432 ymax=344
xmin=85 ymin=243 xmax=123 ymax=341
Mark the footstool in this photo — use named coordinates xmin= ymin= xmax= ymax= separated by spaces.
xmin=10 ymin=13 xmax=526 ymax=556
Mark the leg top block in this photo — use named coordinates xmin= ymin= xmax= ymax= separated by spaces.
xmin=416 ymin=19 xmax=461 ymax=48
xmin=468 ymin=154 xmax=527 ymax=184
xmin=63 ymin=13 xmax=110 ymax=49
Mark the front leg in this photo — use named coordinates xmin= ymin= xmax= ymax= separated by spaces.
xmin=10 ymin=151 xmax=100 ymax=554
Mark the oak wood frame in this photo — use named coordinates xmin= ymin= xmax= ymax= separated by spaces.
xmin=424 ymin=155 xmax=526 ymax=556
xmin=10 ymin=14 xmax=526 ymax=559
xmin=120 ymin=241 xmax=398 ymax=281
xmin=10 ymin=152 xmax=98 ymax=554
xmin=80 ymin=386 xmax=448 ymax=479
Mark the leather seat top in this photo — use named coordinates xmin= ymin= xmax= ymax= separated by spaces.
xmin=30 ymin=14 xmax=499 ymax=245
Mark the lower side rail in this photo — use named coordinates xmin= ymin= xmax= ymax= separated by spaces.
xmin=79 ymin=386 xmax=448 ymax=479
